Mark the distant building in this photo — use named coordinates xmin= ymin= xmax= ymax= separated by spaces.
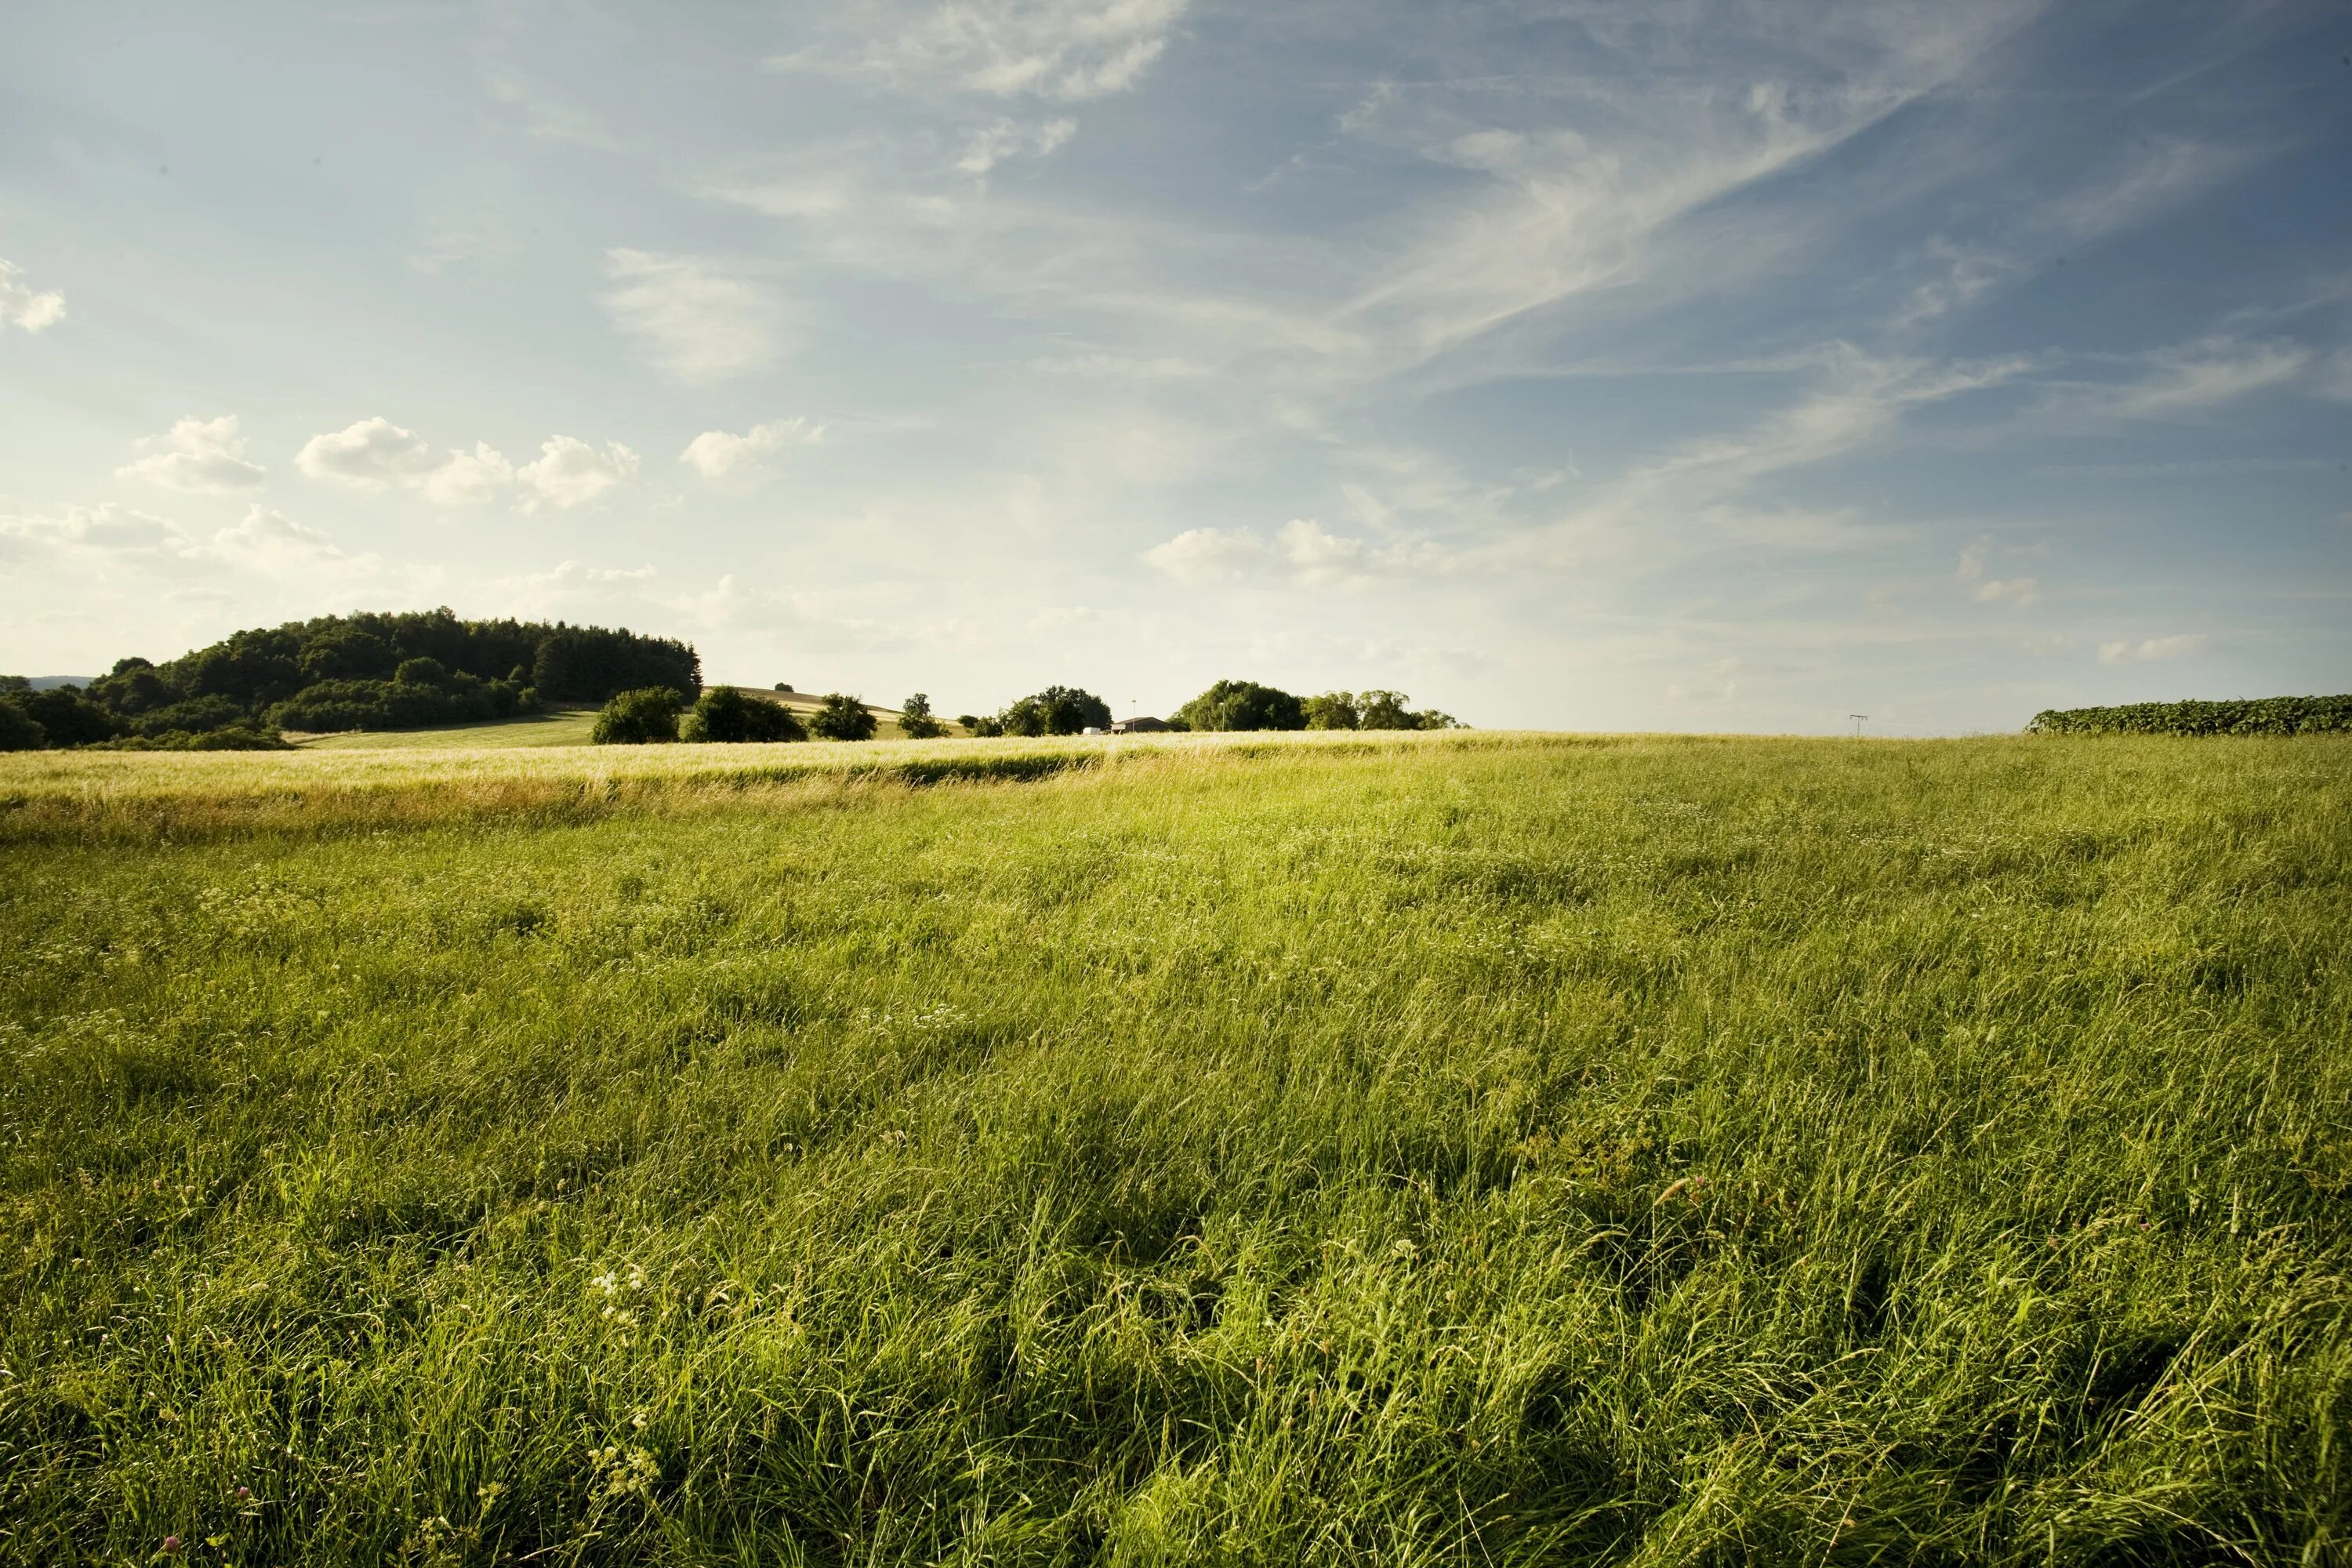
xmin=1110 ymin=716 xmax=1170 ymax=733
xmin=1081 ymin=726 xmax=1107 ymax=735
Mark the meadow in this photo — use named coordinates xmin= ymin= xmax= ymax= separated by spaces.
xmin=1 ymin=731 xmax=2347 ymax=1565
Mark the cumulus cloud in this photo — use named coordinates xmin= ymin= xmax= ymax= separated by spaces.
xmin=602 ymin=250 xmax=786 ymax=385
xmin=779 ymin=0 xmax=1189 ymax=101
xmin=1141 ymin=525 xmax=1268 ymax=583
xmin=0 ymin=257 xmax=66 ymax=334
xmin=117 ymin=416 xmax=269 ymax=495
xmin=0 ymin=503 xmax=183 ymax=559
xmin=295 ymin=417 xmax=437 ymax=488
xmin=2098 ymin=633 xmax=2210 ymax=665
xmin=295 ymin=420 xmax=630 ymax=510
xmin=679 ymin=417 xmax=824 ymax=479
xmin=516 ymin=436 xmax=640 ymax=511
xmin=201 ymin=506 xmax=352 ymax=569
xmin=1142 ymin=518 xmax=1446 ymax=586
xmin=419 ymin=442 xmax=517 ymax=506
xmin=957 ymin=116 xmax=1076 ymax=176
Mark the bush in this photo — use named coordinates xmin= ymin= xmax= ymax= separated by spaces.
xmin=394 ymin=656 xmax=449 ymax=687
xmin=267 ymin=677 xmax=527 ymax=734
xmin=808 ymin=693 xmax=878 ymax=742
xmin=682 ymin=687 xmax=807 ymax=743
xmin=0 ymin=701 xmax=46 ymax=751
xmin=1174 ymin=679 xmax=1305 ymax=732
xmin=899 ymin=693 xmax=948 ymax=740
xmin=125 ymin=695 xmax=259 ymax=738
xmin=967 ymin=714 xmax=1005 ymax=738
xmin=591 ymin=688 xmax=686 ymax=744
xmin=2027 ymin=695 xmax=2352 ymax=736
xmin=87 ymin=726 xmax=291 ymax=752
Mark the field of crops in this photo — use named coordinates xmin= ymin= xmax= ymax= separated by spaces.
xmin=2 ymin=731 xmax=2347 ymax=1564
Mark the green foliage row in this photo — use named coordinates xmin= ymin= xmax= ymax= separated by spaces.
xmin=2028 ymin=693 xmax=2352 ymax=736
xmin=0 ymin=735 xmax=2345 ymax=1562
xmin=1175 ymin=680 xmax=1462 ymax=734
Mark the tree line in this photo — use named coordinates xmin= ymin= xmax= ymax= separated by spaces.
xmin=0 ymin=609 xmax=701 ymax=750
xmin=590 ymin=677 xmax=1460 ymax=745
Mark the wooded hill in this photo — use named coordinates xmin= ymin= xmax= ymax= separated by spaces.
xmin=0 ymin=609 xmax=701 ymax=749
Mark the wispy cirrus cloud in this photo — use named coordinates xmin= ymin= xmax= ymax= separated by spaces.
xmin=601 ymin=249 xmax=789 ymax=385
xmin=773 ymin=0 xmax=1189 ymax=100
xmin=1143 ymin=518 xmax=1445 ymax=587
xmin=2099 ymin=633 xmax=2210 ymax=664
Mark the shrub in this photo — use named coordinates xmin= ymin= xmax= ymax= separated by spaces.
xmin=1174 ymin=679 xmax=1305 ymax=732
xmin=87 ymin=726 xmax=291 ymax=751
xmin=682 ymin=687 xmax=807 ymax=743
xmin=592 ymin=688 xmax=686 ymax=744
xmin=899 ymin=693 xmax=948 ymax=740
xmin=2027 ymin=695 xmax=2352 ymax=736
xmin=808 ymin=693 xmax=878 ymax=742
xmin=967 ymin=714 xmax=1005 ymax=738
xmin=394 ymin=656 xmax=449 ymax=687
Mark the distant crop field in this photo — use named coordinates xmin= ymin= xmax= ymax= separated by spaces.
xmin=294 ymin=706 xmax=603 ymax=750
xmin=2 ymin=732 xmax=2347 ymax=1564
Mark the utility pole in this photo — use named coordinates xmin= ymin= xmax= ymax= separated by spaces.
xmin=1849 ymin=713 xmax=1868 ymax=738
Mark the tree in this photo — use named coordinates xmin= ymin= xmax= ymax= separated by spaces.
xmin=17 ymin=687 xmax=121 ymax=746
xmin=591 ymin=687 xmax=685 ymax=744
xmin=1174 ymin=679 xmax=1305 ymax=732
xmin=809 ymin=692 xmax=878 ymax=741
xmin=394 ymin=656 xmax=448 ymax=687
xmin=682 ymin=686 xmax=806 ymax=742
xmin=967 ymin=714 xmax=1005 ymax=737
xmin=1303 ymin=691 xmax=1359 ymax=730
xmin=1034 ymin=685 xmax=1111 ymax=734
xmin=0 ymin=699 xmax=46 ymax=751
xmin=899 ymin=692 xmax=948 ymax=739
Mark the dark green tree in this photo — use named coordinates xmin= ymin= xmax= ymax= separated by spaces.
xmin=809 ymin=693 xmax=878 ymax=741
xmin=898 ymin=693 xmax=948 ymax=739
xmin=0 ymin=699 xmax=46 ymax=751
xmin=1304 ymin=691 xmax=1359 ymax=730
xmin=1174 ymin=679 xmax=1305 ymax=732
xmin=591 ymin=688 xmax=685 ymax=744
xmin=17 ymin=687 xmax=121 ymax=746
xmin=682 ymin=687 xmax=807 ymax=742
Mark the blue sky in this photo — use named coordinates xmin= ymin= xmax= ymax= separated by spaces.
xmin=2 ymin=0 xmax=2347 ymax=731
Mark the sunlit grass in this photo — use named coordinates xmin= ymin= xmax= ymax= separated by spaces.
xmin=1 ymin=732 xmax=2346 ymax=1564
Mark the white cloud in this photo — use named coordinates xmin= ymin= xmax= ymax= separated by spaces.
xmin=201 ymin=506 xmax=352 ymax=569
xmin=117 ymin=415 xmax=269 ymax=495
xmin=515 ymin=436 xmax=640 ymax=511
xmin=779 ymin=0 xmax=1189 ymax=101
xmin=1972 ymin=576 xmax=2038 ymax=606
xmin=0 ymin=503 xmax=183 ymax=558
xmin=2098 ymin=336 xmax=2310 ymax=421
xmin=296 ymin=418 xmax=633 ymax=510
xmin=1141 ymin=525 xmax=1266 ymax=583
xmin=0 ymin=257 xmax=66 ymax=334
xmin=2098 ymin=633 xmax=2210 ymax=665
xmin=602 ymin=249 xmax=786 ymax=385
xmin=957 ymin=116 xmax=1077 ymax=176
xmin=679 ymin=417 xmax=824 ymax=479
xmin=419 ymin=443 xmax=517 ymax=506
xmin=294 ymin=417 xmax=437 ymax=488
xmin=1142 ymin=518 xmax=1446 ymax=586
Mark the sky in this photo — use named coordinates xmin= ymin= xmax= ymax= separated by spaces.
xmin=2 ymin=0 xmax=2348 ymax=733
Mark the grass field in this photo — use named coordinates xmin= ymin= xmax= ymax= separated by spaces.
xmin=294 ymin=709 xmax=604 ymax=750
xmin=2 ymin=732 xmax=2347 ymax=1564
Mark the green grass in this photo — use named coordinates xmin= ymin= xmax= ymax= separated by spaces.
xmin=2 ymin=733 xmax=2347 ymax=1565
xmin=295 ymin=708 xmax=602 ymax=750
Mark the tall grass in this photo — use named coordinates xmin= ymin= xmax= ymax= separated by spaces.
xmin=1 ymin=734 xmax=2347 ymax=1564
